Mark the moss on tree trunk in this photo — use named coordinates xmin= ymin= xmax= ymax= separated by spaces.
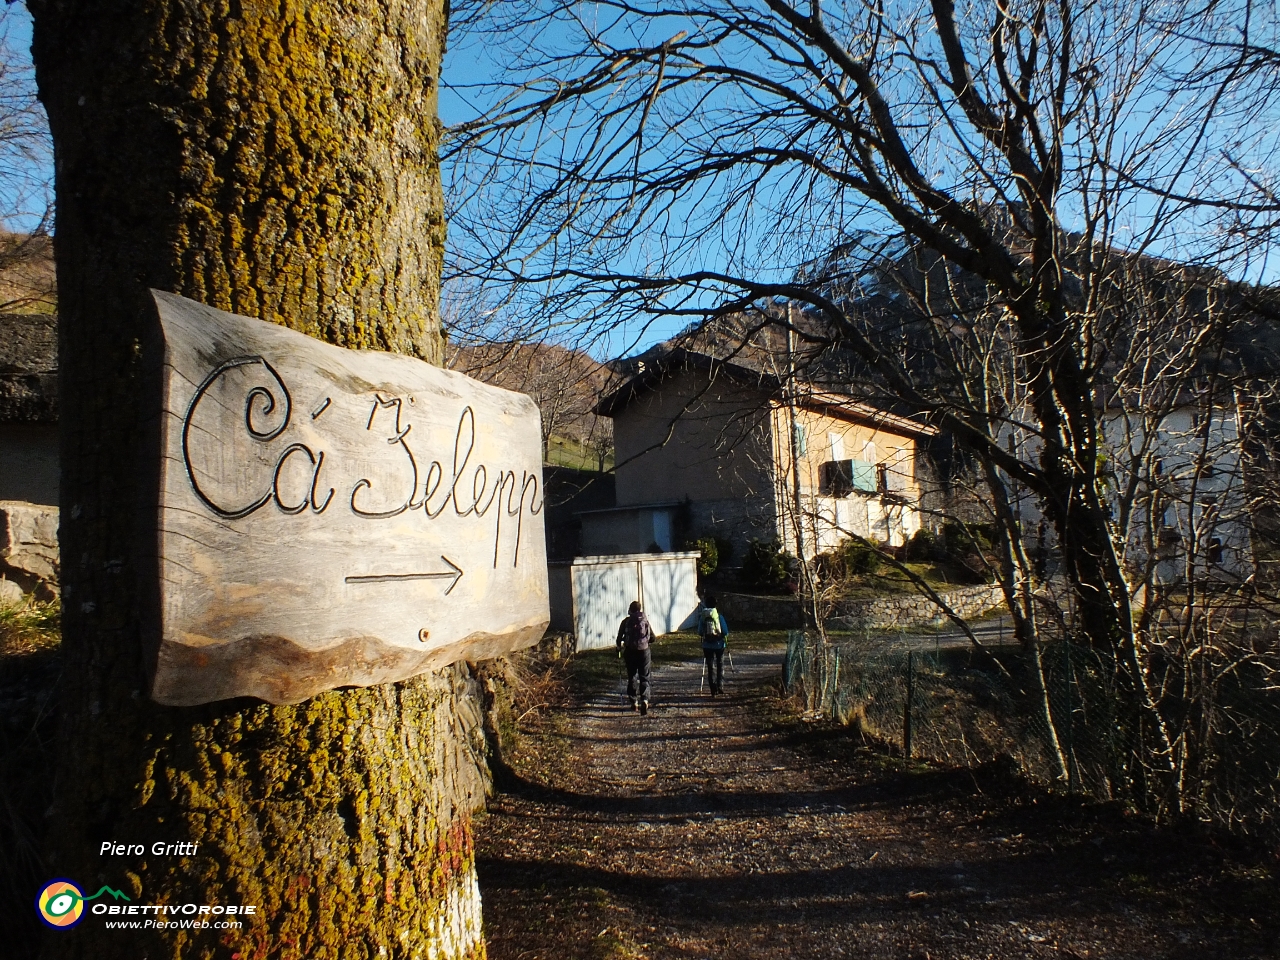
xmin=29 ymin=2 xmax=490 ymax=957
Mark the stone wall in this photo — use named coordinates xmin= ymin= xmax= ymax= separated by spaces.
xmin=0 ymin=499 xmax=58 ymax=602
xmin=719 ymin=582 xmax=1005 ymax=631
xmin=0 ymin=314 xmax=57 ymax=424
xmin=0 ymin=423 xmax=59 ymax=505
xmin=717 ymin=590 xmax=804 ymax=629
xmin=685 ymin=497 xmax=779 ymax=571
xmin=828 ymin=582 xmax=1005 ymax=630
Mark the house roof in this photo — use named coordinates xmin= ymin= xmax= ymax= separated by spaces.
xmin=595 ymin=347 xmax=936 ymax=439
xmin=594 ymin=348 xmax=777 ymax=416
xmin=798 ymin=389 xmax=939 ymax=438
xmin=0 ymin=314 xmax=57 ymax=423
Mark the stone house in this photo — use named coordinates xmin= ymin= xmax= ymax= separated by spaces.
xmin=588 ymin=349 xmax=936 ymax=562
xmin=1122 ymin=398 xmax=1253 ymax=583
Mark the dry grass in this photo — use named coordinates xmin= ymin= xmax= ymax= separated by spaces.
xmin=0 ymin=597 xmax=60 ymax=656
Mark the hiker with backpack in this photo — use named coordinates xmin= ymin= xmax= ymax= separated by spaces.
xmin=615 ymin=600 xmax=654 ymax=714
xmin=698 ymin=593 xmax=729 ymax=695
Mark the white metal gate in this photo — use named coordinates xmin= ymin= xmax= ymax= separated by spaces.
xmin=549 ymin=551 xmax=702 ymax=650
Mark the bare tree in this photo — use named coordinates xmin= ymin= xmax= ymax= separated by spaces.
xmin=442 ymin=278 xmax=617 ymax=466
xmin=0 ymin=7 xmax=52 ymax=315
xmin=446 ymin=0 xmax=1280 ymax=812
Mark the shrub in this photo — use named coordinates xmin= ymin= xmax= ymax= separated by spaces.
xmin=903 ymin=528 xmax=943 ymax=563
xmin=941 ymin=521 xmax=998 ymax=582
xmin=942 ymin=521 xmax=996 ymax=556
xmin=839 ymin=538 xmax=882 ymax=577
xmin=683 ymin=536 xmax=719 ymax=576
xmin=741 ymin=538 xmax=792 ymax=593
xmin=816 ymin=538 xmax=883 ymax=581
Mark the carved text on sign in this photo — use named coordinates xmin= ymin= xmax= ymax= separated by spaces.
xmin=182 ymin=358 xmax=542 ymax=571
xmin=149 ymin=291 xmax=550 ymax=706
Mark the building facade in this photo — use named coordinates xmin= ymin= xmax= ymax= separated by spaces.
xmin=590 ymin=351 xmax=935 ymax=562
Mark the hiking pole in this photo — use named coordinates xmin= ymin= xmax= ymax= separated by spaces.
xmin=727 ymin=647 xmax=736 ymax=672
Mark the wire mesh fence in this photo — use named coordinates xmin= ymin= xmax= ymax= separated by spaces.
xmin=784 ymin=630 xmax=1073 ymax=779
xmin=782 ymin=627 xmax=1280 ymax=840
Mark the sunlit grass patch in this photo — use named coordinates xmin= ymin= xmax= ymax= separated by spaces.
xmin=0 ymin=597 xmax=60 ymax=658
xmin=589 ymin=927 xmax=644 ymax=960
xmin=544 ymin=434 xmax=613 ymax=471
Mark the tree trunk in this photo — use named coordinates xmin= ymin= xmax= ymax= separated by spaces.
xmin=1023 ymin=328 xmax=1176 ymax=802
xmin=980 ymin=459 xmax=1069 ymax=783
xmin=30 ymin=3 xmax=490 ymax=958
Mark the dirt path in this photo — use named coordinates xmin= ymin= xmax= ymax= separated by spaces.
xmin=475 ymin=649 xmax=1278 ymax=960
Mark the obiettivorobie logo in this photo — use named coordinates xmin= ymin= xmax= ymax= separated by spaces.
xmin=36 ymin=876 xmax=259 ymax=932
xmin=36 ymin=879 xmax=131 ymax=929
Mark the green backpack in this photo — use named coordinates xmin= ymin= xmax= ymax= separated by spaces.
xmin=702 ymin=608 xmax=725 ymax=648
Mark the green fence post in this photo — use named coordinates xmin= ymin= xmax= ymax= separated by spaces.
xmin=904 ymin=650 xmax=915 ymax=760
xmin=1065 ymin=640 xmax=1078 ymax=794
xmin=832 ymin=648 xmax=841 ymax=721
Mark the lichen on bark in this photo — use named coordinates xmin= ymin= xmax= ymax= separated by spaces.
xmin=29 ymin=2 xmax=490 ymax=957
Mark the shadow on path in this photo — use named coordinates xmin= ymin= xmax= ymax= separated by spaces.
xmin=476 ymin=647 xmax=1278 ymax=960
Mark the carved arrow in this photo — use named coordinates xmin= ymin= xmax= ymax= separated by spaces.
xmin=344 ymin=555 xmax=464 ymax=595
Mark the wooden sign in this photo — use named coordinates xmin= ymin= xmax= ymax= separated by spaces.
xmin=146 ymin=291 xmax=549 ymax=705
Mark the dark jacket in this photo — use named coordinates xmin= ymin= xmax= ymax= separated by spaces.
xmin=616 ymin=611 xmax=653 ymax=652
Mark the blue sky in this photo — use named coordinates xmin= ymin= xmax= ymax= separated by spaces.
xmin=438 ymin=2 xmax=1280 ymax=360
xmin=0 ymin=4 xmax=49 ymax=235
xmin=7 ymin=3 xmax=1278 ymax=362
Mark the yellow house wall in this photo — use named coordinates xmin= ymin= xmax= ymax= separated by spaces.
xmin=774 ymin=404 xmax=918 ymax=495
xmin=771 ymin=403 xmax=923 ymax=555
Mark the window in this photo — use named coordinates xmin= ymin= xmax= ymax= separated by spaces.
xmin=819 ymin=460 xmax=853 ymax=497
xmin=793 ymin=422 xmax=807 ymax=455
xmin=1208 ymin=537 xmax=1224 ymax=565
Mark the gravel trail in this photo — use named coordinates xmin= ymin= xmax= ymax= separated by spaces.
xmin=475 ymin=648 xmax=1277 ymax=960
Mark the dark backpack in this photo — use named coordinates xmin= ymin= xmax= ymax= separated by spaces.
xmin=624 ymin=613 xmax=652 ymax=650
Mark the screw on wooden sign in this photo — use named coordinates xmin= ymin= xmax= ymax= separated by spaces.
xmin=146 ymin=291 xmax=550 ymax=705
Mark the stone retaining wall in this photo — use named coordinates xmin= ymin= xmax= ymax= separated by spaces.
xmin=719 ymin=582 xmax=1004 ymax=631
xmin=828 ymin=582 xmax=1005 ymax=630
xmin=717 ymin=591 xmax=804 ymax=629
